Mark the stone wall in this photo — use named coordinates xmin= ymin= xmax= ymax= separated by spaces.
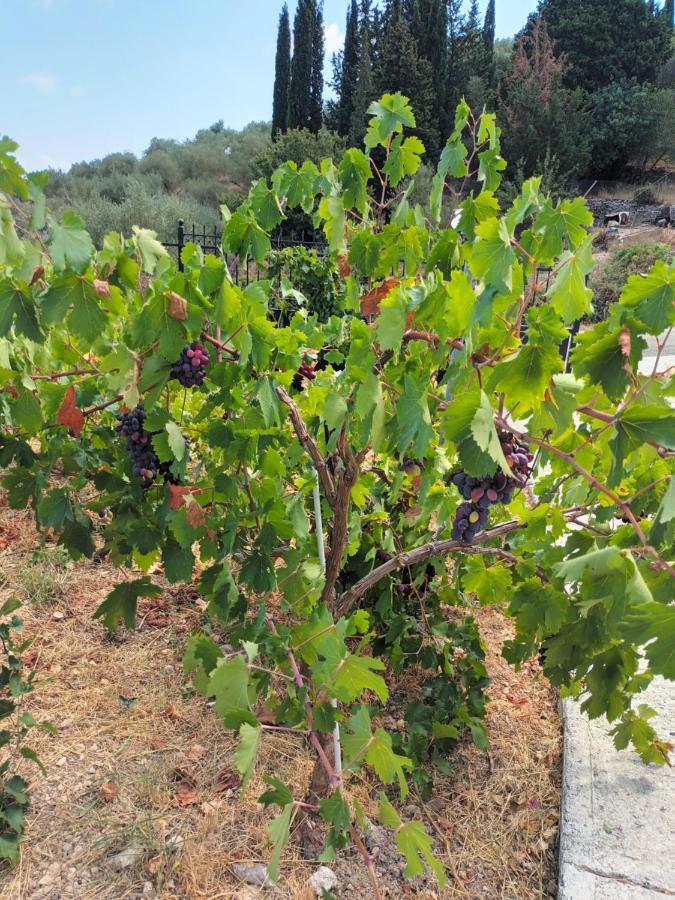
xmin=586 ymin=197 xmax=671 ymax=225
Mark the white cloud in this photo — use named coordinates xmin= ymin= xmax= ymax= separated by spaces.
xmin=324 ymin=22 xmax=345 ymax=55
xmin=20 ymin=73 xmax=57 ymax=92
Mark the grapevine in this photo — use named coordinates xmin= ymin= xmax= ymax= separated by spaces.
xmin=0 ymin=95 xmax=673 ymax=887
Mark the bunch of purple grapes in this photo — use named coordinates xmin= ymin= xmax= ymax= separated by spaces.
xmin=450 ymin=432 xmax=534 ymax=543
xmin=115 ymin=404 xmax=160 ymax=488
xmin=291 ymin=361 xmax=317 ymax=391
xmin=170 ymin=341 xmax=209 ymax=388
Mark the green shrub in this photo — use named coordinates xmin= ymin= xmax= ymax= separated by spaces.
xmin=589 ymin=243 xmax=674 ymax=321
xmin=0 ymin=599 xmax=54 ymax=864
xmin=267 ymin=245 xmax=345 ymax=324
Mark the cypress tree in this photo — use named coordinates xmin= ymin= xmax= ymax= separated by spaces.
xmin=271 ymin=4 xmax=291 ymax=139
xmin=374 ymin=0 xmax=439 ymax=155
xmin=336 ymin=0 xmax=361 ymax=136
xmin=349 ymin=11 xmax=375 ymax=147
xmin=663 ymin=0 xmax=674 ymax=27
xmin=309 ymin=2 xmax=325 ymax=132
xmin=289 ymin=0 xmax=315 ymax=129
xmin=482 ymin=0 xmax=496 ymax=84
xmin=446 ymin=0 xmax=465 ymax=114
xmin=406 ymin=0 xmax=448 ymax=116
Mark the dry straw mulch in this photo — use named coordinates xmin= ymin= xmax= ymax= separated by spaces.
xmin=0 ymin=501 xmax=560 ymax=899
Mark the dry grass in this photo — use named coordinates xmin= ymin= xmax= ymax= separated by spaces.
xmin=0 ymin=500 xmax=561 ymax=899
xmin=595 ymin=182 xmax=675 ymax=205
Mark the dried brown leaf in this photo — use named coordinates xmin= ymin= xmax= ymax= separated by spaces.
xmin=167 ymin=291 xmax=188 ymax=321
xmin=359 ymin=277 xmax=400 ymax=320
xmin=93 ymin=279 xmax=112 ymax=299
xmin=56 ymin=385 xmax=85 ymax=438
xmin=99 ymin=781 xmax=119 ymax=803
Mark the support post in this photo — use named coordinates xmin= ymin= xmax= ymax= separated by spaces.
xmin=312 ymin=469 xmax=342 ymax=780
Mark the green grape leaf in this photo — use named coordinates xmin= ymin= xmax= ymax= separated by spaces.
xmin=318 ymin=195 xmax=345 ymax=251
xmin=37 ymin=489 xmax=72 ymax=528
xmin=609 ymin=406 xmax=675 ymax=486
xmin=349 ymin=230 xmax=381 ymax=276
xmin=162 ymin=539 xmax=194 ymax=583
xmin=93 ymin=577 xmax=161 ymax=631
xmin=396 ymin=820 xmax=448 ymax=886
xmin=383 ymin=135 xmax=425 ymax=187
xmin=272 ymin=160 xmax=318 ymax=213
xmin=375 ymin=285 xmax=407 ymax=351
xmin=183 ymin=633 xmax=224 ymax=695
xmin=208 ymin=655 xmax=255 ymax=727
xmin=0 ymin=281 xmax=43 ymax=343
xmin=222 ymin=210 xmax=271 ymax=264
xmin=12 ymin=390 xmax=42 ymax=434
xmin=267 ymin=803 xmax=294 ymax=882
xmin=470 ymin=391 xmax=512 ymax=474
xmin=621 ymin=603 xmax=675 ymax=679
xmin=41 ymin=273 xmax=107 ymax=343
xmin=477 ymin=145 xmax=506 ymax=192
xmin=619 ymin=261 xmax=675 ymax=335
xmin=132 ymin=227 xmax=168 ymax=274
xmin=333 ymin=654 xmax=388 ymax=704
xmin=365 ymin=93 xmax=416 ymax=148
xmin=547 ymin=234 xmax=594 ymax=323
xmin=532 ymin=196 xmax=594 ymax=260
xmin=343 ymin=706 xmax=411 ymax=798
xmin=508 ymin=577 xmax=570 ymax=636
xmin=249 ymin=179 xmax=285 ymax=231
xmin=339 ymin=149 xmax=371 ymax=214
xmin=259 ymin=776 xmax=294 ymax=808
xmin=610 ymin=706 xmax=666 ymax=765
xmin=48 ymin=210 xmax=94 ymax=274
xmin=462 ymin=557 xmax=512 ymax=605
xmin=469 ymin=217 xmax=514 ymax=292
xmin=573 ymin=322 xmax=647 ymax=400
xmin=235 ymin=722 xmax=261 ymax=791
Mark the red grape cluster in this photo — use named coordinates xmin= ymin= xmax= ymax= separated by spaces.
xmin=116 ymin=404 xmax=160 ymax=488
xmin=291 ymin=362 xmax=317 ymax=391
xmin=451 ymin=432 xmax=533 ymax=543
xmin=116 ymin=404 xmax=187 ymax=488
xmin=170 ymin=341 xmax=209 ymax=388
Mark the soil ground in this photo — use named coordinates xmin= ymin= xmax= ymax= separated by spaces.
xmin=0 ymin=500 xmax=561 ymax=900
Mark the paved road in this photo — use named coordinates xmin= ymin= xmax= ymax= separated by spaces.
xmin=558 ymin=683 xmax=675 ymax=899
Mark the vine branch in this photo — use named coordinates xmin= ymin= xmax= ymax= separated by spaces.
xmin=276 ymin=386 xmax=337 ymax=507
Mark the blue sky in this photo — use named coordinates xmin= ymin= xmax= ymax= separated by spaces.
xmin=2 ymin=0 xmax=537 ymax=172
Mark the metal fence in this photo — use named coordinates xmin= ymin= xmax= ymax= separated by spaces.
xmin=163 ymin=221 xmax=581 ymax=371
xmin=163 ymin=219 xmax=327 ymax=274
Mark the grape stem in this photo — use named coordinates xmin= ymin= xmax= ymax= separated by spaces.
xmin=201 ymin=331 xmax=238 ymax=359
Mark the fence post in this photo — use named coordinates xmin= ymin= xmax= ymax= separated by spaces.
xmin=177 ymin=219 xmax=185 ymax=272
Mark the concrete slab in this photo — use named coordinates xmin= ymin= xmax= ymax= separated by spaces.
xmin=558 ymin=678 xmax=675 ymax=898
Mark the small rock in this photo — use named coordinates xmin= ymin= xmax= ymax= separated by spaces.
xmin=309 ymin=866 xmax=338 ymax=896
xmin=112 ymin=847 xmax=143 ymax=870
xmin=52 ymin=610 xmax=65 ymax=621
xmin=232 ymin=862 xmax=275 ymax=887
xmin=166 ymin=833 xmax=185 ymax=852
xmin=55 ymin=756 xmax=67 ymax=767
